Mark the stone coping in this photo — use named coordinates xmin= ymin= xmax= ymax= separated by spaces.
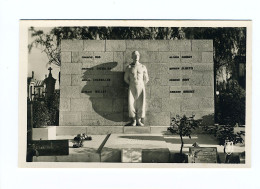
xmin=37 ymin=125 xmax=245 ymax=136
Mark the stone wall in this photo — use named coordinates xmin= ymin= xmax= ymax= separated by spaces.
xmin=59 ymin=40 xmax=214 ymax=126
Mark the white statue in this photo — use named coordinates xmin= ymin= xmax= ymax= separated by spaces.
xmin=124 ymin=51 xmax=149 ymax=126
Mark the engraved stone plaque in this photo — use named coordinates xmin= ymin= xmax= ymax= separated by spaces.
xmin=122 ymin=148 xmax=142 ymax=163
xmin=189 ymin=147 xmax=218 ymax=163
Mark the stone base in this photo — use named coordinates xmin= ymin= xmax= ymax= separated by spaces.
xmin=150 ymin=126 xmax=168 ymax=134
xmin=56 ymin=126 xmax=87 ymax=136
xmin=88 ymin=126 xmax=123 ymax=135
xmin=33 ymin=135 xmax=107 ymax=162
xmin=124 ymin=126 xmax=150 ymax=134
xmin=56 ymin=126 xmax=170 ymax=135
xmin=55 ymin=125 xmax=222 ymax=135
xmin=32 ymin=127 xmax=56 ymax=140
xmin=31 ymin=133 xmax=245 ymax=163
xmin=142 ymin=148 xmax=170 ymax=163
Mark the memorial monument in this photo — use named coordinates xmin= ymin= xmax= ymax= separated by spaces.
xmin=59 ymin=40 xmax=214 ymax=129
xmin=124 ymin=51 xmax=149 ymax=126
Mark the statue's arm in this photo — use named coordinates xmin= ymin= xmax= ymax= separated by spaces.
xmin=143 ymin=65 xmax=149 ymax=84
xmin=124 ymin=68 xmax=130 ymax=85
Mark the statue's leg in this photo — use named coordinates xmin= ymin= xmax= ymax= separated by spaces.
xmin=129 ymin=88 xmax=136 ymax=126
xmin=131 ymin=117 xmax=137 ymax=126
xmin=137 ymin=118 xmax=144 ymax=126
xmin=136 ymin=88 xmax=145 ymax=126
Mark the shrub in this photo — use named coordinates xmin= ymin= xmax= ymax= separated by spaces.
xmin=217 ymin=79 xmax=245 ymax=125
xmin=33 ymin=101 xmax=52 ymax=127
xmin=32 ymin=94 xmax=59 ymax=128
xmin=168 ymin=115 xmax=200 ymax=154
xmin=202 ymin=125 xmax=245 ymax=145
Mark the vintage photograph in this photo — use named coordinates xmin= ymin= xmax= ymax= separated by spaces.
xmin=19 ymin=20 xmax=251 ymax=167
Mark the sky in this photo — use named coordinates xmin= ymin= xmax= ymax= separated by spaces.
xmin=28 ymin=27 xmax=60 ymax=89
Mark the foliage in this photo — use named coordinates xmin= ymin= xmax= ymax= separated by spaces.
xmin=28 ymin=27 xmax=61 ymax=66
xmin=32 ymin=100 xmax=52 ymax=127
xmin=202 ymin=125 xmax=245 ymax=145
xmin=182 ymin=27 xmax=246 ymax=72
xmin=216 ymin=79 xmax=246 ymax=125
xmin=28 ymin=27 xmax=246 ymax=77
xmin=32 ymin=94 xmax=59 ymax=128
xmin=28 ymin=27 xmax=187 ymax=67
xmin=203 ymin=79 xmax=245 ymax=145
xmin=168 ymin=115 xmax=200 ymax=154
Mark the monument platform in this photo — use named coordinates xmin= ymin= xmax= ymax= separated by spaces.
xmin=52 ymin=126 xmax=226 ymax=136
xmin=32 ymin=132 xmax=246 ymax=163
xmin=33 ymin=133 xmax=170 ymax=163
xmin=32 ymin=126 xmax=245 ymax=163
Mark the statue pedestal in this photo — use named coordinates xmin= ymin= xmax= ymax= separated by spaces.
xmin=124 ymin=126 xmax=150 ymax=134
xmin=55 ymin=126 xmax=169 ymax=135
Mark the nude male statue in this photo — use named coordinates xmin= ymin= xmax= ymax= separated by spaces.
xmin=124 ymin=51 xmax=149 ymax=126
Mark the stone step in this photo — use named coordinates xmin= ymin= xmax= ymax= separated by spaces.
xmin=53 ymin=126 xmax=170 ymax=136
xmin=56 ymin=126 xmax=123 ymax=135
xmin=46 ymin=126 xmax=223 ymax=137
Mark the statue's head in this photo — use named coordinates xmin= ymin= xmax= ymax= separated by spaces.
xmin=132 ymin=51 xmax=140 ymax=62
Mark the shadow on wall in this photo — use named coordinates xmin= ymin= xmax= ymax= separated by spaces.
xmin=81 ymin=62 xmax=129 ymax=123
xmin=80 ymin=62 xmax=215 ymax=126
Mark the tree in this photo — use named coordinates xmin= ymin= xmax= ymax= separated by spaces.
xmin=28 ymin=27 xmax=185 ymax=66
xmin=217 ymin=79 xmax=246 ymax=125
xmin=28 ymin=27 xmax=61 ymax=66
xmin=182 ymin=27 xmax=246 ymax=74
xmin=168 ymin=115 xmax=200 ymax=154
xmin=29 ymin=26 xmax=246 ymax=74
xmin=32 ymin=96 xmax=59 ymax=128
xmin=202 ymin=124 xmax=245 ymax=146
xmin=203 ymin=79 xmax=245 ymax=145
